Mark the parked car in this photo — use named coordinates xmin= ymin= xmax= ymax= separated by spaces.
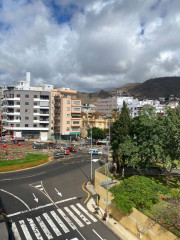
xmin=0 ymin=138 xmax=7 ymax=143
xmin=67 ymin=147 xmax=77 ymax=152
xmin=13 ymin=137 xmax=25 ymax=144
xmin=64 ymin=149 xmax=69 ymax=155
xmin=33 ymin=141 xmax=46 ymax=149
xmin=88 ymin=150 xmax=102 ymax=155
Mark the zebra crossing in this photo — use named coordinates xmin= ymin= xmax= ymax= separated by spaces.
xmin=11 ymin=203 xmax=97 ymax=240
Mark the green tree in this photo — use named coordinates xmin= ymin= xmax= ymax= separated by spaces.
xmin=87 ymin=127 xmax=106 ymax=141
xmin=111 ymin=101 xmax=131 ymax=176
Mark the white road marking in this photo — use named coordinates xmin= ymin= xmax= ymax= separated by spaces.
xmin=35 ymin=185 xmax=42 ymax=188
xmin=36 ymin=216 xmax=53 ymax=239
xmin=32 ymin=193 xmax=38 ymax=202
xmin=6 ymin=197 xmax=77 ymax=217
xmin=27 ymin=218 xmax=43 ymax=240
xmin=76 ymin=203 xmax=97 ymax=222
xmin=0 ymin=189 xmax=31 ymax=211
xmin=92 ymin=229 xmax=105 ymax=240
xmin=70 ymin=205 xmax=91 ymax=225
xmin=19 ymin=220 xmax=33 ymax=240
xmin=55 ymin=188 xmax=62 ymax=197
xmin=64 ymin=207 xmax=84 ymax=227
xmin=43 ymin=213 xmax=62 ymax=236
xmin=57 ymin=208 xmax=77 ymax=230
xmin=50 ymin=210 xmax=69 ymax=233
xmin=12 ymin=222 xmax=21 ymax=240
xmin=0 ymin=172 xmax=46 ymax=182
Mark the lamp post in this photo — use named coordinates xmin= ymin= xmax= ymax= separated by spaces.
xmin=0 ymin=114 xmax=3 ymax=150
xmin=90 ymin=128 xmax=92 ymax=182
xmin=106 ymin=119 xmax=111 ymax=223
xmin=11 ymin=124 xmax=14 ymax=150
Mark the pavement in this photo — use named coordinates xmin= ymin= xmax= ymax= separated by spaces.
xmin=0 ymin=214 xmax=8 ymax=240
xmin=86 ymin=181 xmax=139 ymax=240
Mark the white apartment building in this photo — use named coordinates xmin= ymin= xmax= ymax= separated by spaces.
xmin=2 ymin=73 xmax=53 ymax=140
xmin=97 ymin=96 xmax=167 ymax=118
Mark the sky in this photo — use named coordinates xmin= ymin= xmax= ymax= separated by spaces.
xmin=0 ymin=0 xmax=180 ymax=92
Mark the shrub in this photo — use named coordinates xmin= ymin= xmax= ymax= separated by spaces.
xmin=109 ymin=175 xmax=170 ymax=213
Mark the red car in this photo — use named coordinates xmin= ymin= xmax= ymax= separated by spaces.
xmin=64 ymin=149 xmax=69 ymax=155
xmin=67 ymin=147 xmax=77 ymax=152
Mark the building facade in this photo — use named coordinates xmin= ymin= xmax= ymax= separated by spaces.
xmin=2 ymin=73 xmax=53 ymax=140
xmin=50 ymin=88 xmax=81 ymax=141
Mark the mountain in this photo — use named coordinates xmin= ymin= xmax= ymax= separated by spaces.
xmin=77 ymin=77 xmax=180 ymax=104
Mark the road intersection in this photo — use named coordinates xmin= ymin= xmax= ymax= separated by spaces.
xmin=0 ymin=152 xmax=120 ymax=240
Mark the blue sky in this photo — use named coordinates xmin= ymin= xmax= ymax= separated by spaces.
xmin=0 ymin=0 xmax=180 ymax=92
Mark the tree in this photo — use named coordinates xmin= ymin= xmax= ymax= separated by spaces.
xmin=87 ymin=127 xmax=106 ymax=141
xmin=111 ymin=101 xmax=131 ymax=176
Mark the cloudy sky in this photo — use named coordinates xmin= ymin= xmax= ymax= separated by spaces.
xmin=0 ymin=0 xmax=180 ymax=92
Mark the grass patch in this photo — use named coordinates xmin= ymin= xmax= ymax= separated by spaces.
xmin=0 ymin=153 xmax=50 ymax=172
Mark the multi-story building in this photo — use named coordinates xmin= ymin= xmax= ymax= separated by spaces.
xmin=50 ymin=88 xmax=81 ymax=141
xmin=2 ymin=73 xmax=53 ymax=140
xmin=0 ymin=88 xmax=4 ymax=118
xmin=80 ymin=111 xmax=114 ymax=138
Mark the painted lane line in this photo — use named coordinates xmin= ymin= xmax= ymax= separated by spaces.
xmin=35 ymin=185 xmax=42 ymax=188
xmin=50 ymin=210 xmax=69 ymax=233
xmin=6 ymin=196 xmax=77 ymax=217
xmin=92 ymin=229 xmax=106 ymax=240
xmin=12 ymin=222 xmax=21 ymax=240
xmin=82 ymin=182 xmax=90 ymax=204
xmin=43 ymin=213 xmax=62 ymax=236
xmin=27 ymin=218 xmax=43 ymax=240
xmin=57 ymin=208 xmax=77 ymax=230
xmin=19 ymin=220 xmax=33 ymax=240
xmin=76 ymin=203 xmax=97 ymax=222
xmin=70 ymin=205 xmax=91 ymax=225
xmin=0 ymin=172 xmax=46 ymax=182
xmin=0 ymin=189 xmax=31 ymax=211
xmin=36 ymin=216 xmax=53 ymax=240
xmin=64 ymin=207 xmax=84 ymax=227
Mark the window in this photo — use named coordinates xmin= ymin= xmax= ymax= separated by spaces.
xmin=25 ymin=109 xmax=29 ymax=113
xmin=67 ymin=114 xmax=70 ymax=118
xmin=33 ymin=124 xmax=37 ymax=127
xmin=25 ymin=117 xmax=29 ymax=120
xmin=34 ymin=95 xmax=37 ymax=98
xmin=73 ymin=121 xmax=79 ymax=125
xmin=67 ymin=107 xmax=70 ymax=111
xmin=66 ymin=127 xmax=70 ymax=131
xmin=17 ymin=102 xmax=20 ymax=105
xmin=34 ymin=102 xmax=37 ymax=106
xmin=34 ymin=117 xmax=37 ymax=120
xmin=16 ymin=124 xmax=20 ymax=127
xmin=67 ymin=100 xmax=70 ymax=104
xmin=16 ymin=109 xmax=20 ymax=112
xmin=25 ymin=124 xmax=29 ymax=127
xmin=72 ymin=127 xmax=79 ymax=131
xmin=25 ymin=95 xmax=29 ymax=98
xmin=25 ymin=102 xmax=29 ymax=105
xmin=73 ymin=100 xmax=80 ymax=105
xmin=34 ymin=110 xmax=37 ymax=113
xmin=67 ymin=121 xmax=70 ymax=124
xmin=73 ymin=107 xmax=80 ymax=111
xmin=64 ymin=94 xmax=67 ymax=98
xmin=17 ymin=94 xmax=20 ymax=98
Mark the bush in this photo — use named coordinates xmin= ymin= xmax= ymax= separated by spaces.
xmin=109 ymin=175 xmax=170 ymax=213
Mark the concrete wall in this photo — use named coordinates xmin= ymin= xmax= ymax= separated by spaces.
xmin=95 ymin=171 xmax=178 ymax=240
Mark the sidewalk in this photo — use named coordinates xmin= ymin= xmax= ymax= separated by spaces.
xmin=86 ymin=182 xmax=139 ymax=240
xmin=0 ymin=214 xmax=8 ymax=240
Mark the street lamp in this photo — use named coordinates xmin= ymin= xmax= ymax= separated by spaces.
xmin=0 ymin=114 xmax=3 ymax=150
xmin=106 ymin=119 xmax=111 ymax=222
xmin=90 ymin=128 xmax=93 ymax=182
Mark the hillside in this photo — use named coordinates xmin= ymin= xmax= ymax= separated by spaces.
xmin=77 ymin=77 xmax=180 ymax=104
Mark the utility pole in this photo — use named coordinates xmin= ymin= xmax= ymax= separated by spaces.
xmin=106 ymin=120 xmax=110 ymax=222
xmin=90 ymin=128 xmax=92 ymax=182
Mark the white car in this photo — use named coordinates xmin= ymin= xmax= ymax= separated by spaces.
xmin=98 ymin=151 xmax=102 ymax=155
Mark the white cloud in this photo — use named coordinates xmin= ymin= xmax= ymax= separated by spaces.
xmin=0 ymin=0 xmax=180 ymax=92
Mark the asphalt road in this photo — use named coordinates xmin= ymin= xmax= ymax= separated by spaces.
xmin=0 ymin=152 xmax=120 ymax=240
